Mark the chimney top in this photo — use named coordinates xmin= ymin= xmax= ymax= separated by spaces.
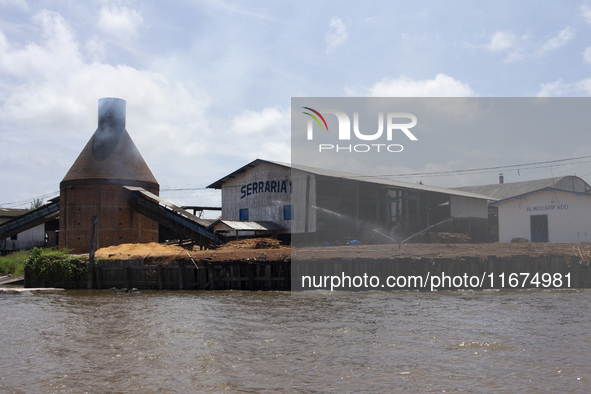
xmin=93 ymin=98 xmax=126 ymax=161
xmin=61 ymin=98 xmax=158 ymax=187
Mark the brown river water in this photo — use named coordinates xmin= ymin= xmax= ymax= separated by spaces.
xmin=1 ymin=288 xmax=590 ymax=393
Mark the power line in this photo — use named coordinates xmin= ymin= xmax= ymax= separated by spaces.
xmin=0 ymin=188 xmax=220 ymax=208
xmin=2 ymin=155 xmax=590 ymax=207
xmin=367 ymin=155 xmax=591 ymax=179
xmin=0 ymin=191 xmax=60 ymax=208
xmin=160 ymin=187 xmax=217 ymax=192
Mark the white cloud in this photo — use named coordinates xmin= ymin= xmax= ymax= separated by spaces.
xmin=352 ymin=73 xmax=476 ymax=97
xmin=479 ymin=28 xmax=573 ymax=62
xmin=228 ymin=107 xmax=290 ymax=162
xmin=325 ymin=17 xmax=348 ymax=54
xmin=576 ymin=78 xmax=591 ymax=95
xmin=84 ymin=36 xmax=107 ymax=62
xmin=581 ymin=4 xmax=591 ymax=25
xmin=540 ymin=27 xmax=574 ymax=54
xmin=0 ymin=10 xmax=213 ymax=185
xmin=0 ymin=11 xmax=83 ymax=85
xmin=584 ymin=46 xmax=591 ymax=64
xmin=487 ymin=31 xmax=516 ymax=52
xmin=537 ymin=78 xmax=569 ymax=97
xmin=231 ymin=107 xmax=284 ymax=135
xmin=97 ymin=4 xmax=144 ymax=37
xmin=343 ymin=74 xmax=482 ymax=126
xmin=483 ymin=30 xmax=527 ymax=62
xmin=536 ymin=78 xmax=591 ymax=96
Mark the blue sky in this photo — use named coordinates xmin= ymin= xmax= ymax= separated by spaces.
xmin=1 ymin=0 xmax=591 ymax=210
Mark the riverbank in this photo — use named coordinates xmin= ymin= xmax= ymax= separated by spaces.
xmin=92 ymin=239 xmax=591 ymax=263
xmin=293 ymin=242 xmax=591 ymax=261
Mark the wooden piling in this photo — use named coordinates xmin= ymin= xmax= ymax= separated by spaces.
xmin=265 ymin=264 xmax=272 ymax=290
xmin=157 ymin=264 xmax=163 ymax=290
xmin=178 ymin=262 xmax=184 ymax=290
xmin=96 ymin=266 xmax=103 ymax=289
xmin=247 ymin=262 xmax=254 ymax=290
xmin=208 ymin=264 xmax=215 ymax=290
xmin=124 ymin=266 xmax=130 ymax=289
xmin=87 ymin=216 xmax=97 ymax=289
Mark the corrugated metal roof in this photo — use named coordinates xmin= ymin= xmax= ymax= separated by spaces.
xmin=490 ymin=187 xmax=591 ymax=205
xmin=0 ymin=208 xmax=29 ymax=218
xmin=207 ymin=159 xmax=495 ymax=201
xmin=208 ymin=220 xmax=285 ymax=231
xmin=207 ymin=159 xmax=287 ymax=189
xmin=452 ymin=176 xmax=591 ymax=200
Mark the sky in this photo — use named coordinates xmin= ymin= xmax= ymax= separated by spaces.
xmin=2 ymin=0 xmax=591 ymax=212
xmin=291 ymin=97 xmax=591 ymax=189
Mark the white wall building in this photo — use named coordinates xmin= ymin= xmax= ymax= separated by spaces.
xmin=494 ymin=188 xmax=591 ymax=243
xmin=208 ymin=159 xmax=493 ymax=244
xmin=456 ymin=175 xmax=591 ymax=243
xmin=207 ymin=160 xmax=313 ymax=237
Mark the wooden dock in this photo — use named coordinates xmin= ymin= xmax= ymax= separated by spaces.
xmin=0 ymin=275 xmax=24 ymax=285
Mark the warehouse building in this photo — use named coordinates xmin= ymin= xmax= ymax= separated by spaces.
xmin=207 ymin=159 xmax=495 ymax=244
xmin=455 ymin=175 xmax=591 ymax=242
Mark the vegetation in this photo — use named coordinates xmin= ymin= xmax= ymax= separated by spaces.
xmin=0 ymin=250 xmax=30 ymax=276
xmin=24 ymin=248 xmax=87 ymax=285
xmin=29 ymin=198 xmax=44 ymax=210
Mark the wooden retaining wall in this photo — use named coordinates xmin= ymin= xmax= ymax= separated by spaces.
xmin=25 ymin=259 xmax=291 ymax=291
xmin=25 ymin=255 xmax=591 ymax=291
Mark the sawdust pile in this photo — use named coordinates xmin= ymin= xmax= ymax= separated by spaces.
xmin=93 ymin=238 xmax=290 ymax=263
xmin=96 ymin=242 xmax=188 ymax=258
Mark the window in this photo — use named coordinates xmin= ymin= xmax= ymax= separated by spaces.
xmin=10 ymin=234 xmax=18 ymax=240
xmin=283 ymin=205 xmax=293 ymax=221
xmin=239 ymin=208 xmax=249 ymax=221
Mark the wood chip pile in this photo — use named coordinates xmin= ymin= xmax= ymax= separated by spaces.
xmin=91 ymin=238 xmax=290 ymax=262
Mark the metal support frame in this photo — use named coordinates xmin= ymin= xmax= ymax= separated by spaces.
xmin=0 ymin=202 xmax=60 ymax=241
xmin=128 ymin=189 xmax=222 ymax=246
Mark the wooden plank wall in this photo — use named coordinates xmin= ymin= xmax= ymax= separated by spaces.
xmin=25 ymin=255 xmax=591 ymax=291
xmin=26 ymin=259 xmax=291 ymax=291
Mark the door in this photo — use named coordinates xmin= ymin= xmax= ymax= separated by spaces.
xmin=530 ymin=215 xmax=548 ymax=242
xmin=239 ymin=208 xmax=249 ymax=221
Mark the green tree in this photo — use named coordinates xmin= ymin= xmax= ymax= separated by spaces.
xmin=29 ymin=198 xmax=44 ymax=210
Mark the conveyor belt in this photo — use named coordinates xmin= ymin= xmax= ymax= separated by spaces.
xmin=0 ymin=202 xmax=60 ymax=240
xmin=124 ymin=186 xmax=222 ymax=246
